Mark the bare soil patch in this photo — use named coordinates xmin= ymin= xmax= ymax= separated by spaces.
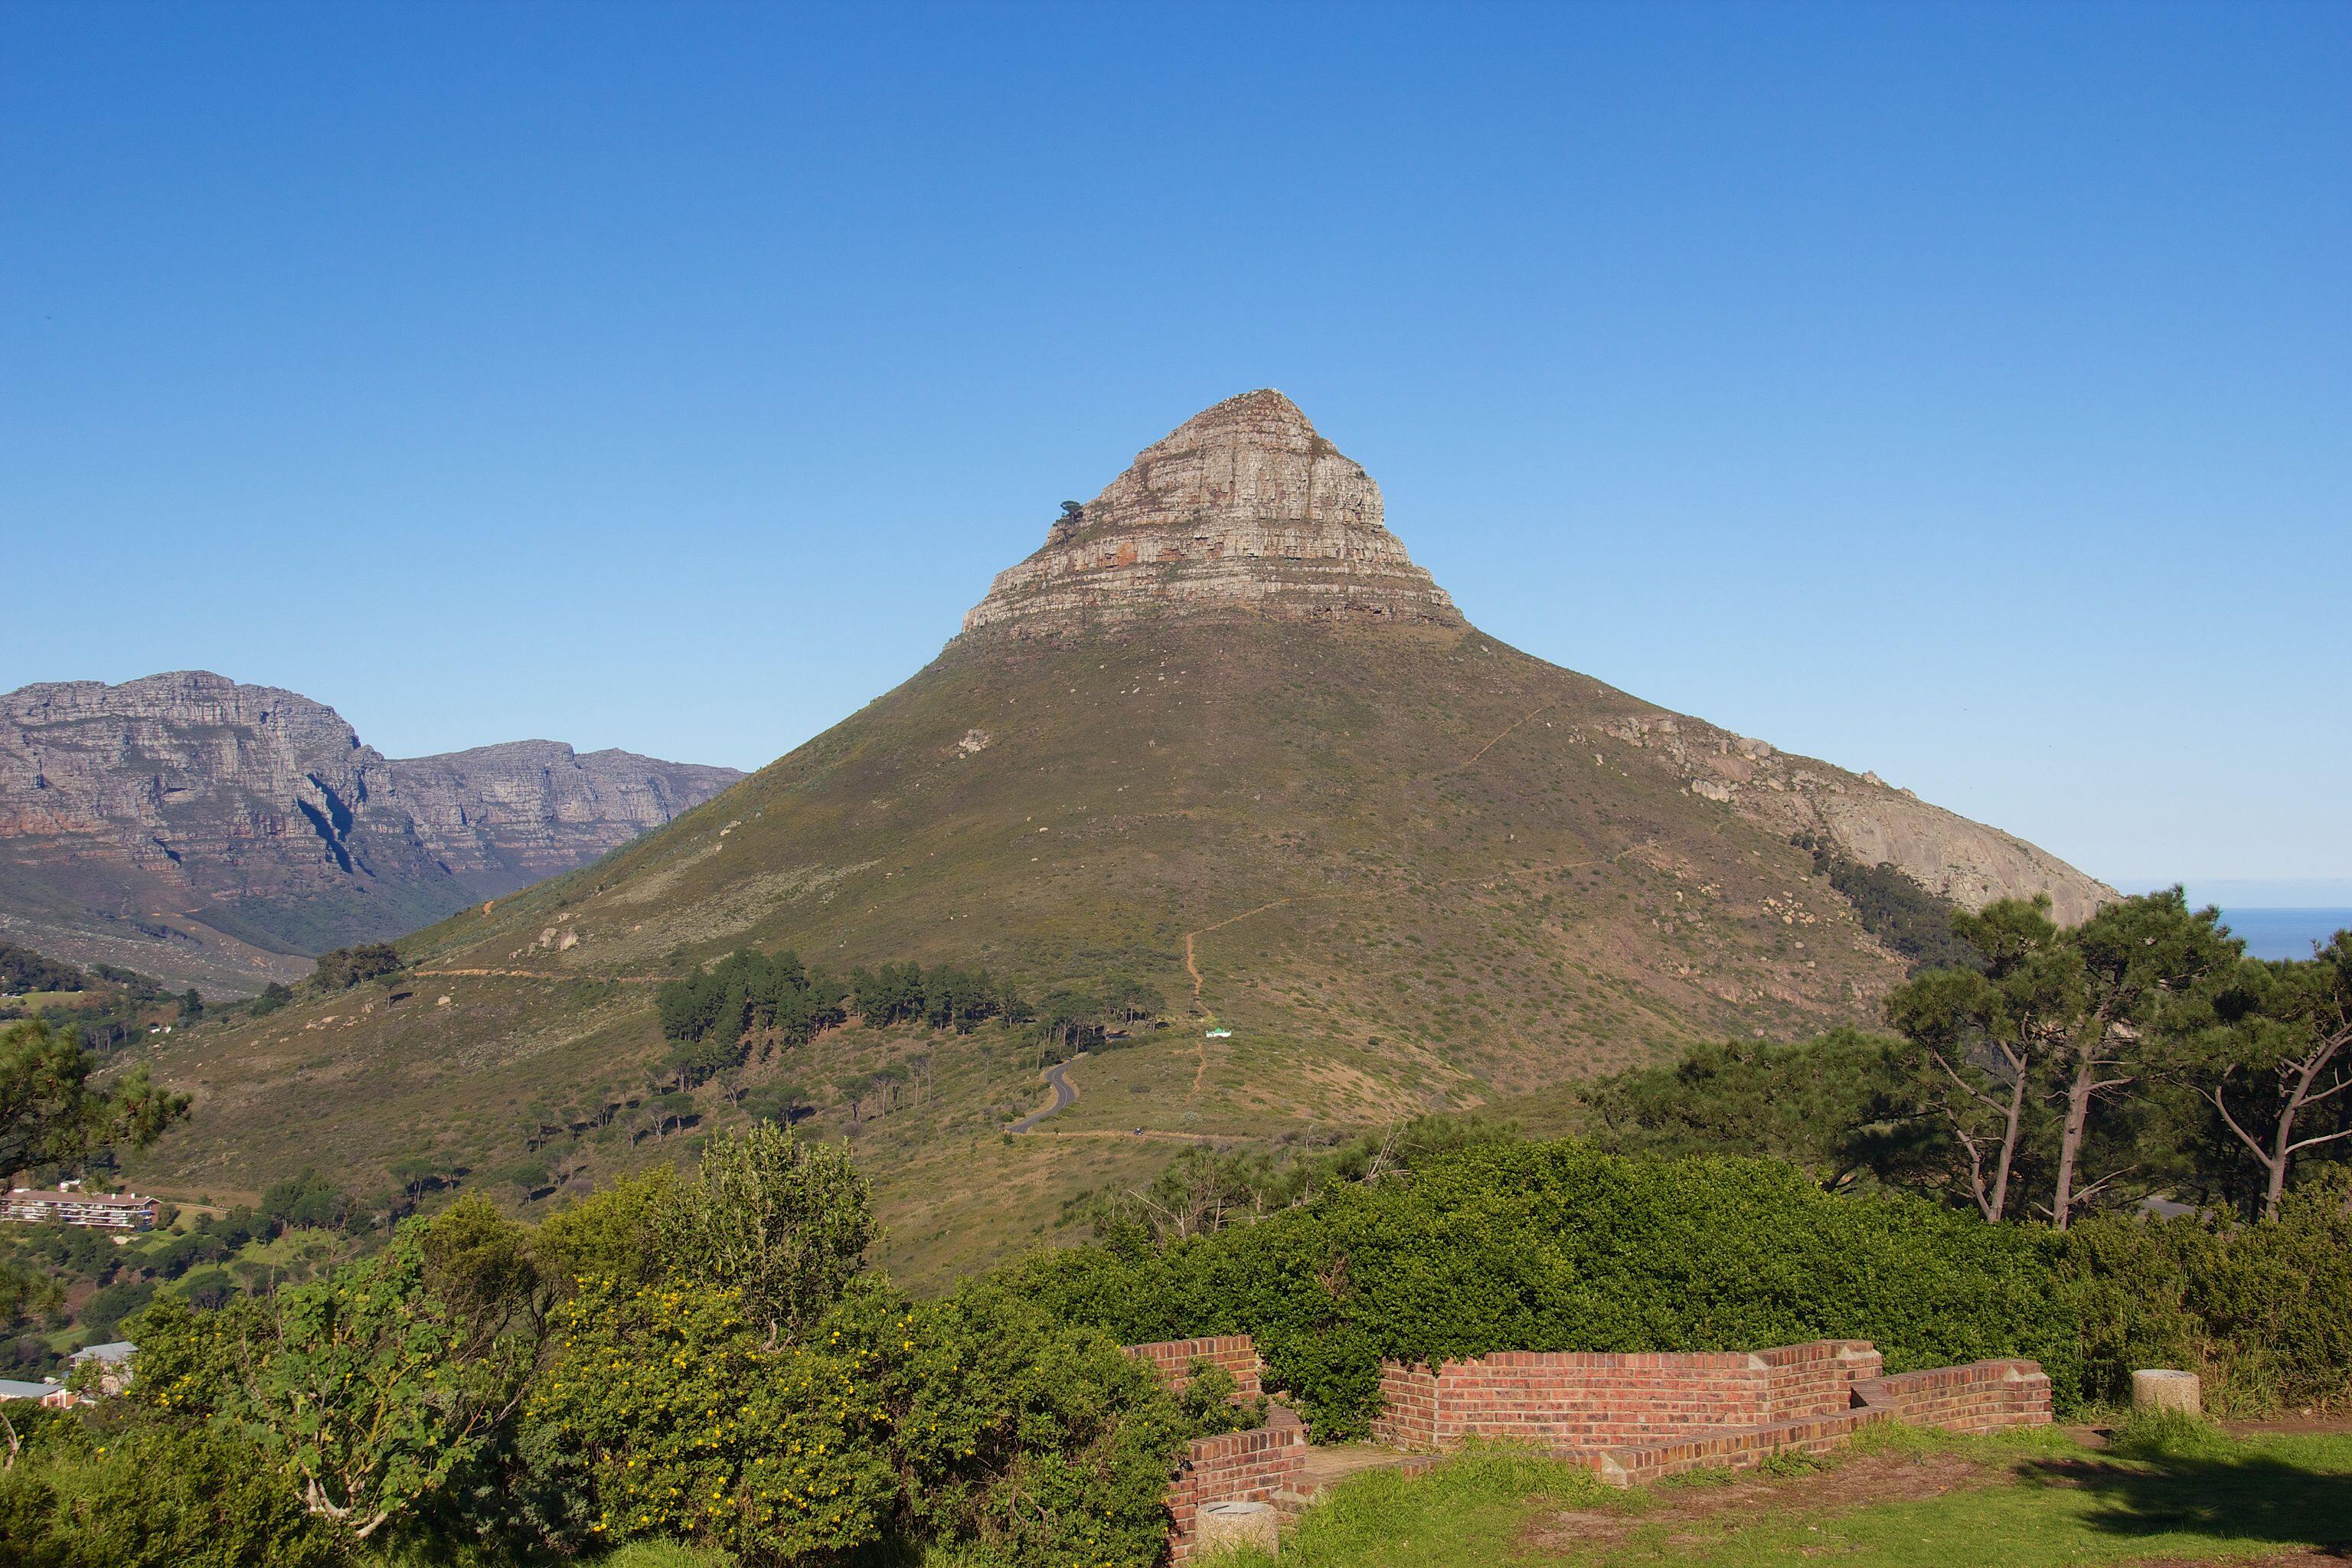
xmin=1522 ymin=1449 xmax=1998 ymax=1550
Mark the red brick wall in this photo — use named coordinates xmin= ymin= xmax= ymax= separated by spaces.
xmin=1759 ymin=1340 xmax=1883 ymax=1420
xmin=1165 ymin=1406 xmax=1307 ymax=1561
xmin=1424 ymin=1351 xmax=1769 ymax=1448
xmin=1372 ymin=1341 xmax=1898 ymax=1453
xmin=1125 ymin=1335 xmax=1298 ymax=1560
xmin=1370 ymin=1362 xmax=1439 ymax=1449
xmin=1127 ymin=1334 xmax=1263 ymax=1400
xmin=1852 ymin=1360 xmax=2053 ymax=1433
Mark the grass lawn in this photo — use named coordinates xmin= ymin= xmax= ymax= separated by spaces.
xmin=1204 ymin=1419 xmax=2352 ymax=1568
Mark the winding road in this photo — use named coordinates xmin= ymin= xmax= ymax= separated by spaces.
xmin=1005 ymin=1054 xmax=1083 ymax=1132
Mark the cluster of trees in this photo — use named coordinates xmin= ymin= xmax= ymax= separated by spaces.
xmin=0 ymin=951 xmax=194 ymax=1057
xmin=312 ymin=943 xmax=405 ymax=991
xmin=1792 ymin=834 xmax=1981 ymax=973
xmin=0 ymin=943 xmax=87 ymax=994
xmin=652 ymin=952 xmax=1171 ymax=1113
xmin=1592 ymin=891 xmax=2350 ymax=1227
xmin=849 ymin=960 xmax=1026 ymax=1034
xmin=0 ymin=1126 xmax=1263 ymax=1567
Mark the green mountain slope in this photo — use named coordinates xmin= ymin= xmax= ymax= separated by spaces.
xmin=125 ymin=392 xmax=2107 ymax=1282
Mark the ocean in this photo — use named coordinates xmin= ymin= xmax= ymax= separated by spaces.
xmin=2218 ymin=907 xmax=2352 ymax=962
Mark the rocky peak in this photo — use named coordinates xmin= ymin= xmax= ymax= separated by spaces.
xmin=960 ymin=390 xmax=1462 ymax=640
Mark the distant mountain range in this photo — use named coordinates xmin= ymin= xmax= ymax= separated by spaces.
xmin=0 ymin=672 xmax=742 ymax=993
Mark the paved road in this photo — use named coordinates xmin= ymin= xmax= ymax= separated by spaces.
xmin=1005 ymin=1054 xmax=1084 ymax=1132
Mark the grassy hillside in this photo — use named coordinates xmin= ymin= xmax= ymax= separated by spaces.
xmin=127 ymin=619 xmax=1917 ymax=1282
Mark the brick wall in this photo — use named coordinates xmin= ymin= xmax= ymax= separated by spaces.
xmin=1851 ymin=1360 xmax=2053 ymax=1434
xmin=1419 ymin=1351 xmax=1770 ymax=1449
xmin=1165 ymin=1406 xmax=1307 ymax=1561
xmin=1374 ymin=1343 xmax=1884 ymax=1452
xmin=1370 ymin=1362 xmax=1439 ymax=1449
xmin=1366 ymin=1340 xmax=2042 ymax=1485
xmin=1127 ymin=1334 xmax=1264 ymax=1400
xmin=1759 ymin=1340 xmax=1883 ymax=1420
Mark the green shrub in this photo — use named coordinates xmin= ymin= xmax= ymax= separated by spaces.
xmin=1001 ymin=1140 xmax=2080 ymax=1436
xmin=2061 ymin=1178 xmax=2352 ymax=1415
xmin=312 ymin=943 xmax=403 ymax=990
xmin=0 ymin=1411 xmax=339 ymax=1568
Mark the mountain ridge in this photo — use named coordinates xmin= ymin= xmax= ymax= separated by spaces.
xmin=0 ymin=671 xmax=743 ymax=993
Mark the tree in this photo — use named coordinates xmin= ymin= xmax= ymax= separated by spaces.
xmin=311 ymin=945 xmax=402 ymax=991
xmin=0 ymin=942 xmax=88 ymax=993
xmin=515 ymin=1276 xmax=898 ymax=1560
xmin=260 ymin=1171 xmax=349 ymax=1233
xmin=130 ymin=1223 xmax=536 ymax=1543
xmin=1585 ymin=1028 xmax=1921 ymax=1193
xmin=2050 ymin=890 xmax=2240 ymax=1227
xmin=1883 ymin=901 xmax=2070 ymax=1223
xmin=0 ymin=1019 xmax=189 ymax=1184
xmin=2184 ymin=932 xmax=2352 ymax=1220
xmin=656 ymin=1124 xmax=873 ymax=1344
xmin=1886 ymin=890 xmax=2238 ymax=1227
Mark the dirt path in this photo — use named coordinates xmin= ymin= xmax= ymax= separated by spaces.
xmin=1015 ymin=1128 xmax=1238 ymax=1145
xmin=413 ymin=967 xmax=671 ymax=983
xmin=1451 ymin=703 xmax=1554 ymax=773
xmin=1525 ymin=1449 xmax=1998 ymax=1552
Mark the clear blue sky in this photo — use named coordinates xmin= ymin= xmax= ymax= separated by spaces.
xmin=5 ymin=3 xmax=2345 ymax=897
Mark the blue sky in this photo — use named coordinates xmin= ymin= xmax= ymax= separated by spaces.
xmin=4 ymin=3 xmax=2345 ymax=897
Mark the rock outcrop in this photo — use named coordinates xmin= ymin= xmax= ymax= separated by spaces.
xmin=1596 ymin=713 xmax=2112 ymax=925
xmin=0 ymin=672 xmax=740 ymax=991
xmin=960 ymin=390 xmax=1462 ymax=640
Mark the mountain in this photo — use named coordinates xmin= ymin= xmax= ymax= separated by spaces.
xmin=0 ymin=672 xmax=743 ymax=993
xmin=125 ymin=392 xmax=2109 ymax=1279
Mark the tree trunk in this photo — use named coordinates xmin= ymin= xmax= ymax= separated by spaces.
xmin=1987 ymin=1064 xmax=2028 ymax=1222
xmin=2053 ymin=1064 xmax=2096 ymax=1230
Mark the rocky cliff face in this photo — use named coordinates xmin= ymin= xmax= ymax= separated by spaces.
xmin=960 ymin=390 xmax=1463 ymax=639
xmin=387 ymin=741 xmax=744 ymax=890
xmin=0 ymin=672 xmax=741 ymax=992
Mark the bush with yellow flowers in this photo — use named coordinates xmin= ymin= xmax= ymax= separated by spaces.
xmin=516 ymin=1272 xmax=897 ymax=1563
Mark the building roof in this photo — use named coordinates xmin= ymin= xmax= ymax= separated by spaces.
xmin=5 ymin=1189 xmax=157 ymax=1207
xmin=71 ymin=1341 xmax=135 ymax=1364
xmin=0 ymin=1379 xmax=61 ymax=1400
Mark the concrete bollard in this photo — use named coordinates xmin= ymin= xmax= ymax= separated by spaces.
xmin=2132 ymin=1368 xmax=2202 ymax=1417
xmin=1197 ymin=1500 xmax=1281 ymax=1553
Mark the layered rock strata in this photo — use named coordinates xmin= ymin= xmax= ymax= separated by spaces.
xmin=960 ymin=389 xmax=1462 ymax=639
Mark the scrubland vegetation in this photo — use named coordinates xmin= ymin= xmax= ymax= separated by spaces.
xmin=0 ymin=889 xmax=2344 ymax=1565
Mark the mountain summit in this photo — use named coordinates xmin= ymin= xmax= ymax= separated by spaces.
xmin=136 ymin=394 xmax=2110 ymax=1276
xmin=961 ymin=390 xmax=1462 ymax=639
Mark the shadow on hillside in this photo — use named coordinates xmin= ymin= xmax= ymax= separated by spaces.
xmin=2020 ymin=1449 xmax=2352 ymax=1555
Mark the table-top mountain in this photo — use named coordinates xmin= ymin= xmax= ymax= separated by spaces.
xmin=129 ymin=392 xmax=2110 ymax=1274
xmin=0 ymin=671 xmax=740 ymax=993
